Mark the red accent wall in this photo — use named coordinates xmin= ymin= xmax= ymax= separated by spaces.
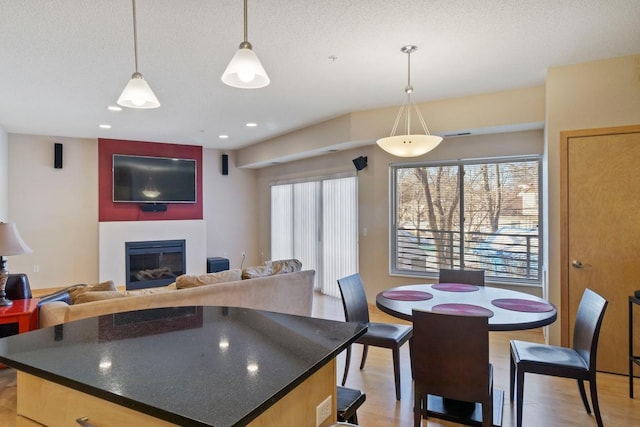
xmin=98 ymin=138 xmax=203 ymax=221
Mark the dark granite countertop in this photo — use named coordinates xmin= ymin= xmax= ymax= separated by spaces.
xmin=0 ymin=306 xmax=366 ymax=426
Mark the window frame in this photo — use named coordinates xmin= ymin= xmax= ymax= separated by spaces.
xmin=389 ymin=155 xmax=543 ymax=286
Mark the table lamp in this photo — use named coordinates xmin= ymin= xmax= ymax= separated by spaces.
xmin=0 ymin=222 xmax=32 ymax=306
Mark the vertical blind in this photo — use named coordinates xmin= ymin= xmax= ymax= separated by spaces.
xmin=271 ymin=175 xmax=358 ymax=297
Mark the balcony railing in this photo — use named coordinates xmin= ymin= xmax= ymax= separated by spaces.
xmin=396 ymin=227 xmax=540 ymax=282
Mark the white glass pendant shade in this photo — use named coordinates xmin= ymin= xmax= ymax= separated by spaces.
xmin=221 ymin=45 xmax=270 ymax=89
xmin=376 ymin=134 xmax=443 ymax=157
xmin=117 ymin=72 xmax=161 ymax=109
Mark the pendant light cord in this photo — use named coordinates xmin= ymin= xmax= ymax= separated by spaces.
xmin=132 ymin=0 xmax=139 ymax=73
xmin=243 ymin=0 xmax=248 ymax=42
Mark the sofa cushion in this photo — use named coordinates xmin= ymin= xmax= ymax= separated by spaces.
xmin=73 ymin=290 xmax=125 ymax=304
xmin=241 ymin=265 xmax=273 ymax=279
xmin=267 ymin=259 xmax=302 ymax=274
xmin=176 ymin=269 xmax=243 ymax=289
xmin=69 ymin=281 xmax=116 ymax=305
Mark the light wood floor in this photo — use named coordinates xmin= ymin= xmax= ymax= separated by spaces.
xmin=1 ymin=293 xmax=640 ymax=426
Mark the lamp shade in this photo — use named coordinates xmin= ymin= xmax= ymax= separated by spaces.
xmin=376 ymin=134 xmax=443 ymax=157
xmin=0 ymin=223 xmax=32 ymax=256
xmin=221 ymin=47 xmax=270 ymax=89
xmin=117 ymin=72 xmax=161 ymax=109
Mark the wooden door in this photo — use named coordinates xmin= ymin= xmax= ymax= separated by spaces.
xmin=561 ymin=125 xmax=640 ymax=374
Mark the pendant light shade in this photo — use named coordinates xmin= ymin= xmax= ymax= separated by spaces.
xmin=117 ymin=0 xmax=160 ymax=109
xmin=376 ymin=45 xmax=442 ymax=157
xmin=221 ymin=0 xmax=270 ymax=89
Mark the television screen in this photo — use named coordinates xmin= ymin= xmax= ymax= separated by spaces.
xmin=113 ymin=154 xmax=197 ymax=203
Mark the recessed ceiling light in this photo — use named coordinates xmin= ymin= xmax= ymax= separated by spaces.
xmin=245 ymin=122 xmax=257 ymax=127
xmin=99 ymin=124 xmax=112 ymax=129
xmin=219 ymin=134 xmax=229 ymax=139
xmin=107 ymin=105 xmax=122 ymax=112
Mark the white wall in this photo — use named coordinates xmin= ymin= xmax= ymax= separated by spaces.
xmin=0 ymin=127 xmax=7 ymax=221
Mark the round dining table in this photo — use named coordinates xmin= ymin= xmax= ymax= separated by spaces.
xmin=376 ymin=283 xmax=557 ymax=331
xmin=376 ymin=283 xmax=557 ymax=426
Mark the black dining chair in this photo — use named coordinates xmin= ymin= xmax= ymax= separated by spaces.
xmin=438 ymin=268 xmax=485 ymax=286
xmin=411 ymin=308 xmax=493 ymax=427
xmin=337 ymin=273 xmax=412 ymax=400
xmin=510 ymin=288 xmax=608 ymax=427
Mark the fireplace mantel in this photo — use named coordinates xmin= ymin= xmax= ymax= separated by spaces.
xmin=99 ymin=220 xmax=206 ymax=285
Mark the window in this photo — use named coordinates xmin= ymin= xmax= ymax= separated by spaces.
xmin=391 ymin=156 xmax=542 ymax=284
xmin=271 ymin=175 xmax=358 ymax=297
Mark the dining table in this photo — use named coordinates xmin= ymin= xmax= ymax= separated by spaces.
xmin=376 ymin=282 xmax=558 ymax=427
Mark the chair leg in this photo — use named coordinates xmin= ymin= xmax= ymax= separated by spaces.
xmin=483 ymin=395 xmax=493 ymax=427
xmin=516 ymin=367 xmax=525 ymax=427
xmin=359 ymin=344 xmax=369 ymax=369
xmin=342 ymin=345 xmax=352 ymax=386
xmin=577 ymin=379 xmax=591 ymax=414
xmin=413 ymin=391 xmax=422 ymax=427
xmin=589 ymin=379 xmax=604 ymax=427
xmin=510 ymin=352 xmax=516 ymax=401
xmin=392 ymin=346 xmax=401 ymax=400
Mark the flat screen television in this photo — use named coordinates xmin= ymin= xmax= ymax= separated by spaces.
xmin=113 ymin=154 xmax=197 ymax=203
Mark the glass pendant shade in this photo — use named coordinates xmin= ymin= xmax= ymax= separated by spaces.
xmin=221 ymin=44 xmax=270 ymax=88
xmin=117 ymin=72 xmax=161 ymax=109
xmin=376 ymin=134 xmax=443 ymax=157
xmin=376 ymin=45 xmax=441 ymax=157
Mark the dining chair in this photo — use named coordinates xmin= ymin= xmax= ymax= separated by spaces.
xmin=337 ymin=273 xmax=412 ymax=400
xmin=411 ymin=308 xmax=493 ymax=427
xmin=438 ymin=268 xmax=485 ymax=286
xmin=510 ymin=288 xmax=608 ymax=427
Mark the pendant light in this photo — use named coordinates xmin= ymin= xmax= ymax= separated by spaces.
xmin=117 ymin=0 xmax=160 ymax=109
xmin=221 ymin=0 xmax=270 ymax=89
xmin=376 ymin=45 xmax=442 ymax=157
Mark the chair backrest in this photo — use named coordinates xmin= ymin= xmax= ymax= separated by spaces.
xmin=572 ymin=288 xmax=608 ymax=370
xmin=411 ymin=309 xmax=490 ymax=403
xmin=337 ymin=274 xmax=370 ymax=324
xmin=5 ymin=273 xmax=32 ymax=300
xmin=438 ymin=268 xmax=485 ymax=286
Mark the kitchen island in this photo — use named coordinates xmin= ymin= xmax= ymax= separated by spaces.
xmin=0 ymin=306 xmax=366 ymax=427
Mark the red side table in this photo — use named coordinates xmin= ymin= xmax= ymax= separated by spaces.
xmin=0 ymin=298 xmax=40 ymax=334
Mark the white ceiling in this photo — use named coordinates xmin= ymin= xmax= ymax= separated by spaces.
xmin=0 ymin=0 xmax=638 ymax=151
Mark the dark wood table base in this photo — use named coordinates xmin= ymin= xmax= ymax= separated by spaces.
xmin=426 ymin=389 xmax=504 ymax=427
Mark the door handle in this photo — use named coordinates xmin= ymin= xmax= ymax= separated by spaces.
xmin=572 ymin=260 xmax=585 ymax=268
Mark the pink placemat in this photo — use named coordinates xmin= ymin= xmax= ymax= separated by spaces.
xmin=491 ymin=298 xmax=555 ymax=313
xmin=431 ymin=303 xmax=494 ymax=317
xmin=432 ymin=283 xmax=480 ymax=292
xmin=382 ymin=290 xmax=433 ymax=301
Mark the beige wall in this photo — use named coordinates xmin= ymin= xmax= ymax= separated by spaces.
xmin=6 ymin=135 xmax=258 ymax=289
xmin=8 ymin=134 xmax=99 ymax=288
xmin=0 ymin=127 xmax=7 ymax=220
xmin=545 ymin=54 xmax=640 ymax=344
xmin=257 ymin=129 xmax=544 ymax=299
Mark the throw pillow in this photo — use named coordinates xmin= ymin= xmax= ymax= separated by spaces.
xmin=266 ymin=259 xmax=302 ymax=274
xmin=176 ymin=269 xmax=243 ymax=289
xmin=241 ymin=265 xmax=273 ymax=279
xmin=69 ymin=280 xmax=117 ymax=305
xmin=72 ymin=290 xmax=125 ymax=304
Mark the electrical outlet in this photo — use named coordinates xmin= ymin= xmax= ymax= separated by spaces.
xmin=315 ymin=395 xmax=332 ymax=427
xmin=241 ymin=251 xmax=246 ymax=258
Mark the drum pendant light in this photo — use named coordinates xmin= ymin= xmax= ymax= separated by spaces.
xmin=117 ymin=0 xmax=161 ymax=109
xmin=221 ymin=0 xmax=270 ymax=89
xmin=376 ymin=45 xmax=442 ymax=157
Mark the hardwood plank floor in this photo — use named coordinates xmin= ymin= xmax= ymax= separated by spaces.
xmin=1 ymin=292 xmax=639 ymax=426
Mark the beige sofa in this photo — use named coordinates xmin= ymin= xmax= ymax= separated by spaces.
xmin=39 ymin=269 xmax=315 ymax=328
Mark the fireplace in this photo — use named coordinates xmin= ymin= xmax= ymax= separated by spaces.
xmin=125 ymin=240 xmax=186 ymax=290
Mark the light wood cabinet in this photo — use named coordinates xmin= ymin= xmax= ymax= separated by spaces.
xmin=17 ymin=361 xmax=336 ymax=427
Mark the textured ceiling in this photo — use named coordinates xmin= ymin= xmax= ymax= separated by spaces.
xmin=0 ymin=0 xmax=638 ymax=150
